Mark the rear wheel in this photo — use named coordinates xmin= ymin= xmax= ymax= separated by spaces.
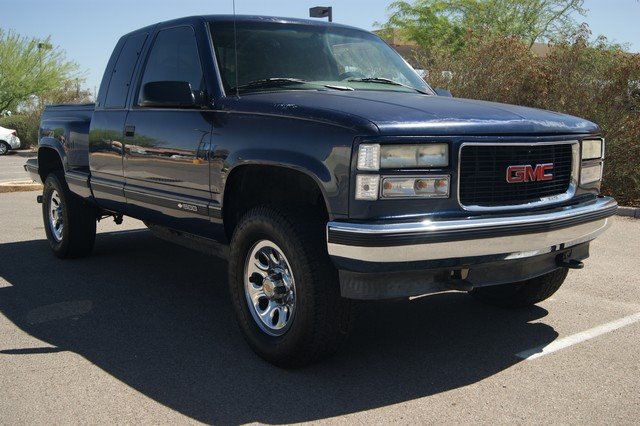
xmin=470 ymin=268 xmax=569 ymax=308
xmin=228 ymin=206 xmax=352 ymax=368
xmin=43 ymin=172 xmax=97 ymax=258
xmin=0 ymin=141 xmax=9 ymax=155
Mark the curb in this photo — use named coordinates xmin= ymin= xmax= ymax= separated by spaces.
xmin=0 ymin=180 xmax=43 ymax=193
xmin=12 ymin=150 xmax=37 ymax=158
xmin=616 ymin=206 xmax=640 ymax=219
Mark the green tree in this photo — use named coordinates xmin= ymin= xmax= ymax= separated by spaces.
xmin=378 ymin=0 xmax=586 ymax=53
xmin=418 ymin=25 xmax=640 ymax=205
xmin=377 ymin=1 xmax=467 ymax=53
xmin=0 ymin=29 xmax=84 ymax=113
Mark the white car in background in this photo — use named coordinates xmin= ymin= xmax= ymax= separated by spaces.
xmin=0 ymin=126 xmax=21 ymax=155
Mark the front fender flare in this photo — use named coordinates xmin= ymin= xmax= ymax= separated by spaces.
xmin=224 ymin=148 xmax=341 ymax=215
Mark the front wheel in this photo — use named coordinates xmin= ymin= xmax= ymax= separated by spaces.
xmin=228 ymin=206 xmax=352 ymax=368
xmin=43 ymin=172 xmax=97 ymax=258
xmin=470 ymin=268 xmax=569 ymax=308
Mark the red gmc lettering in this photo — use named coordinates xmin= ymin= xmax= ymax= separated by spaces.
xmin=506 ymin=163 xmax=554 ymax=183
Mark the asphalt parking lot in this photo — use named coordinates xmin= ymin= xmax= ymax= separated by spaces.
xmin=0 ymin=190 xmax=638 ymax=424
xmin=0 ymin=150 xmax=35 ymax=183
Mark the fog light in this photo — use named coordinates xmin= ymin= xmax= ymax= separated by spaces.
xmin=381 ymin=176 xmax=449 ymax=198
xmin=355 ymin=174 xmax=379 ymax=200
xmin=581 ymin=163 xmax=602 ymax=185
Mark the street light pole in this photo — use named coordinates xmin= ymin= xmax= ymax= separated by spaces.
xmin=37 ymin=42 xmax=53 ymax=73
xmin=37 ymin=42 xmax=52 ymax=57
xmin=309 ymin=6 xmax=332 ymax=22
xmin=36 ymin=42 xmax=52 ymax=108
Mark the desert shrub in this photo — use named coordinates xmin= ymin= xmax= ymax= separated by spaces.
xmin=418 ymin=27 xmax=640 ymax=205
xmin=0 ymin=81 xmax=93 ymax=149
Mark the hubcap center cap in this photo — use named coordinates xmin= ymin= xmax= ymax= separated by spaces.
xmin=262 ymin=271 xmax=289 ymax=300
xmin=263 ymin=277 xmax=276 ymax=298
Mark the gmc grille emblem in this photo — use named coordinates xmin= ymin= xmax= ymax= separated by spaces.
xmin=506 ymin=163 xmax=554 ymax=183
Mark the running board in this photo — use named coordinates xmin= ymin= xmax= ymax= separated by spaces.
xmin=145 ymin=222 xmax=229 ymax=260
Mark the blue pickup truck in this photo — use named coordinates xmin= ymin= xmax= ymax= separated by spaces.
xmin=25 ymin=15 xmax=617 ymax=367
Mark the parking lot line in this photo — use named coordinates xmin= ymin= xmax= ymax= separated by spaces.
xmin=516 ymin=312 xmax=640 ymax=360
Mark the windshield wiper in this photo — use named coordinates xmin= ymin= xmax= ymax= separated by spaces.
xmin=230 ymin=78 xmax=354 ymax=93
xmin=347 ymin=77 xmax=428 ymax=94
xmin=230 ymin=78 xmax=309 ymax=93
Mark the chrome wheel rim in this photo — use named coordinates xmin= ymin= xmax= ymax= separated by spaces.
xmin=0 ymin=144 xmax=7 ymax=154
xmin=48 ymin=189 xmax=64 ymax=242
xmin=243 ymin=240 xmax=296 ymax=336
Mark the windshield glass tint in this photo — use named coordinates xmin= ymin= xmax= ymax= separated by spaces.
xmin=209 ymin=21 xmax=429 ymax=94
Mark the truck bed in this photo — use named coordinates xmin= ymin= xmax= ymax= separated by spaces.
xmin=40 ymin=103 xmax=95 ymax=170
xmin=44 ymin=103 xmax=95 ymax=111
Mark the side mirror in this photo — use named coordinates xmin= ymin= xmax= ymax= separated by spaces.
xmin=140 ymin=81 xmax=198 ymax=108
xmin=434 ymin=88 xmax=453 ymax=97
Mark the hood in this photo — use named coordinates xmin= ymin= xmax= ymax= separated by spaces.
xmin=222 ymin=90 xmax=600 ymax=136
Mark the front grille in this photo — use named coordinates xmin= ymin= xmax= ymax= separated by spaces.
xmin=459 ymin=143 xmax=574 ymax=208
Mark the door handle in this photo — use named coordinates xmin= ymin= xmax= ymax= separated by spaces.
xmin=124 ymin=125 xmax=135 ymax=138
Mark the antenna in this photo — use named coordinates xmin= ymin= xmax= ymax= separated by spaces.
xmin=233 ymin=0 xmax=240 ymax=98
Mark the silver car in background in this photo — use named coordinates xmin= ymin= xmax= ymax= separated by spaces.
xmin=0 ymin=125 xmax=21 ymax=155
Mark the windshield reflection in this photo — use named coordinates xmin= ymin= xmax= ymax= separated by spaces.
xmin=209 ymin=21 xmax=431 ymax=95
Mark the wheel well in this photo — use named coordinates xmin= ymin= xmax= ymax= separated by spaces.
xmin=223 ymin=165 xmax=329 ymax=239
xmin=38 ymin=148 xmax=64 ymax=181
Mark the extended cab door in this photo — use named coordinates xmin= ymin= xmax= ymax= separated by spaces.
xmin=123 ymin=25 xmax=218 ymax=235
xmin=89 ymin=31 xmax=148 ymax=212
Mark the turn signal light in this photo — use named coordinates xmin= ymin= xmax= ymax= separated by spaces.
xmin=381 ymin=176 xmax=450 ymax=198
xmin=355 ymin=174 xmax=380 ymax=200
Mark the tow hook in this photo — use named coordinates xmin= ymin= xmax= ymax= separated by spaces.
xmin=448 ymin=269 xmax=474 ymax=291
xmin=556 ymin=251 xmax=584 ymax=269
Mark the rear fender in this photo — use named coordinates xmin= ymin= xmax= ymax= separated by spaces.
xmin=37 ymin=139 xmax=92 ymax=199
xmin=38 ymin=137 xmax=68 ymax=172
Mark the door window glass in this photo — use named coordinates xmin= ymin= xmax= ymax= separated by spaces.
xmin=137 ymin=26 xmax=205 ymax=105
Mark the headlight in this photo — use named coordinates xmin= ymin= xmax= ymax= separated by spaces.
xmin=381 ymin=144 xmax=449 ymax=168
xmin=581 ymin=139 xmax=603 ymax=160
xmin=357 ymin=143 xmax=449 ymax=170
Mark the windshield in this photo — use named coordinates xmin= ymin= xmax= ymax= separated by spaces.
xmin=209 ymin=21 xmax=432 ymax=95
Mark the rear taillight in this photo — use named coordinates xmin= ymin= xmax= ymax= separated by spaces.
xmin=11 ymin=131 xmax=16 ymax=136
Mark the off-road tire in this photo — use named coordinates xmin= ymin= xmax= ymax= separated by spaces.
xmin=42 ymin=172 xmax=97 ymax=258
xmin=228 ymin=205 xmax=352 ymax=368
xmin=470 ymin=267 xmax=569 ymax=308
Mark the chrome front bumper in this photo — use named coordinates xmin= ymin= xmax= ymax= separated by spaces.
xmin=327 ymin=197 xmax=617 ymax=265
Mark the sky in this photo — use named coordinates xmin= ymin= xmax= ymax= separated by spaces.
xmin=2 ymin=0 xmax=639 ymax=94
